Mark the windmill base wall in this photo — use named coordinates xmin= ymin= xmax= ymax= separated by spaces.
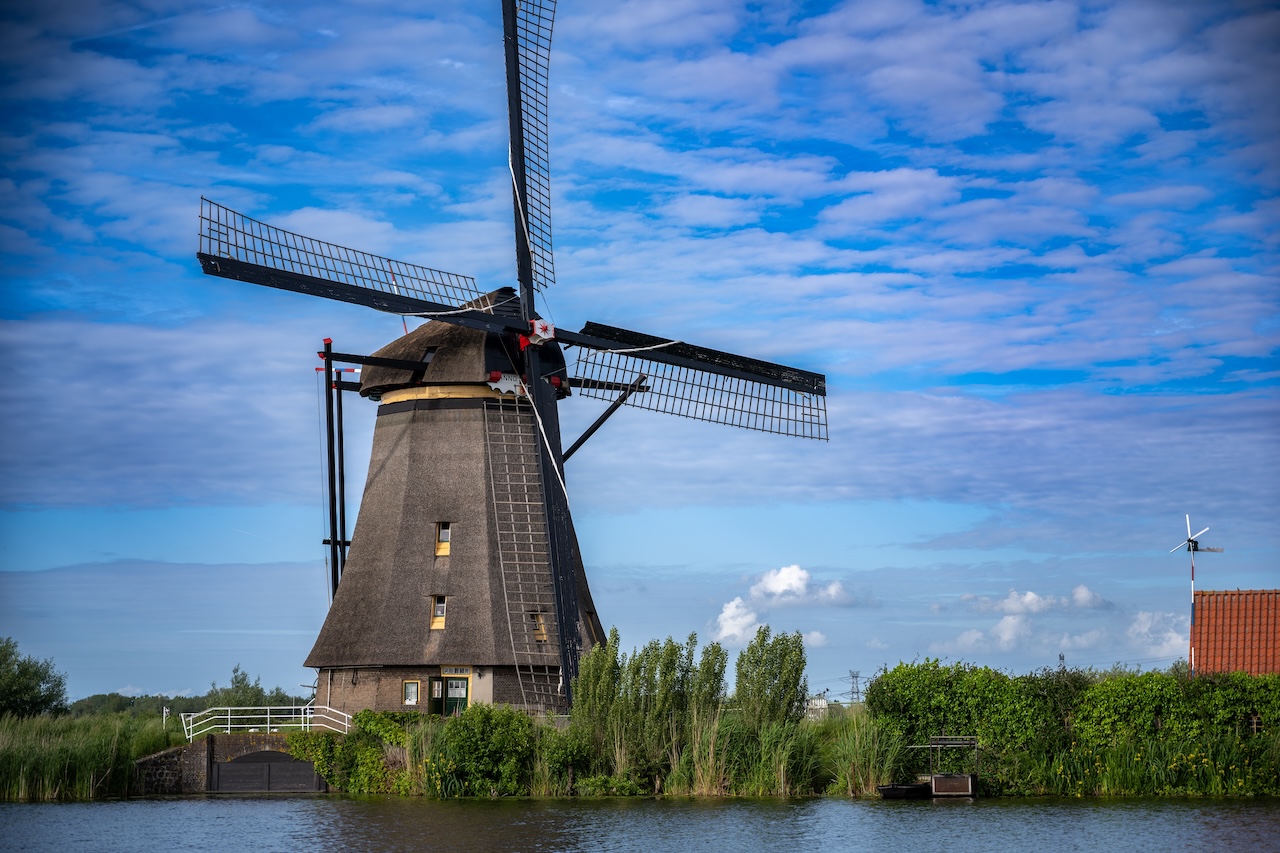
xmin=315 ymin=665 xmax=559 ymax=715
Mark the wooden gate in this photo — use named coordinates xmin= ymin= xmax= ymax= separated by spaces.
xmin=210 ymin=750 xmax=326 ymax=793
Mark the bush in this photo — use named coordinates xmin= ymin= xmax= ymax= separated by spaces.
xmin=441 ymin=704 xmax=534 ymax=796
xmin=865 ymin=660 xmax=1280 ymax=796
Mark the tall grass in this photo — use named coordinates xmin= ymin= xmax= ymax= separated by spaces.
xmin=0 ymin=713 xmax=177 ymax=801
xmin=1041 ymin=732 xmax=1280 ymax=796
xmin=687 ymin=706 xmax=728 ymax=795
xmin=825 ymin=705 xmax=906 ymax=797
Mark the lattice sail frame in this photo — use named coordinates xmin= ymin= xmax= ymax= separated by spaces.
xmin=198 ymin=198 xmax=485 ymax=308
xmin=509 ymin=0 xmax=557 ymax=294
xmin=572 ymin=350 xmax=828 ymax=440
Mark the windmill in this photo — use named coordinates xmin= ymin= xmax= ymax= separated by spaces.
xmin=1170 ymin=514 xmax=1223 ymax=675
xmin=195 ymin=0 xmax=827 ymax=715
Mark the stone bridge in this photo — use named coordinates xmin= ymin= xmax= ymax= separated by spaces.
xmin=134 ymin=732 xmax=325 ymax=794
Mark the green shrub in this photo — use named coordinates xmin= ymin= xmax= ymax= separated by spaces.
xmin=865 ymin=661 xmax=1280 ymax=796
xmin=441 ymin=704 xmax=534 ymax=796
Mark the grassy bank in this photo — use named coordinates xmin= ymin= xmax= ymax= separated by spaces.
xmin=286 ymin=644 xmax=1279 ymax=799
xmin=286 ymin=702 xmax=901 ymax=798
xmin=0 ymin=714 xmax=182 ymax=800
xmin=287 ymin=704 xmax=1280 ymax=799
xmin=5 ymin=639 xmax=1277 ymax=801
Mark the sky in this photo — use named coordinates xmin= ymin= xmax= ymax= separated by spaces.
xmin=1 ymin=0 xmax=1277 ymax=702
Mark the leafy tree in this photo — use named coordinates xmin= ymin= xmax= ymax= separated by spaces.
xmin=734 ymin=626 xmax=808 ymax=732
xmin=0 ymin=636 xmax=69 ymax=717
xmin=205 ymin=664 xmax=269 ymax=707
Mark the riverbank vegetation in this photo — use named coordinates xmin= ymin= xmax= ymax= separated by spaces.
xmin=867 ymin=659 xmax=1280 ymax=797
xmin=288 ymin=634 xmax=1280 ymax=799
xmin=0 ymin=714 xmax=173 ymax=800
xmin=3 ymin=632 xmax=1277 ymax=800
xmin=0 ymin=662 xmax=305 ymax=800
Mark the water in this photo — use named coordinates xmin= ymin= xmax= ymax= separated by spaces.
xmin=3 ymin=796 xmax=1279 ymax=853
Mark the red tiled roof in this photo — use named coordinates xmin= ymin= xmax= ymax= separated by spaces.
xmin=1191 ymin=590 xmax=1280 ymax=676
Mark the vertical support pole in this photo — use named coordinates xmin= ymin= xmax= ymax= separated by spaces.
xmin=334 ymin=363 xmax=348 ymax=579
xmin=322 ymin=339 xmax=340 ymax=602
xmin=1189 ymin=550 xmax=1195 ymax=677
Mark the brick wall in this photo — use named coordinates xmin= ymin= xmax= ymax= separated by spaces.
xmin=133 ymin=737 xmax=211 ymax=795
xmin=133 ymin=733 xmax=295 ymax=795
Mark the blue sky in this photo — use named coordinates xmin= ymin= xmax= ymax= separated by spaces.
xmin=1 ymin=0 xmax=1276 ymax=701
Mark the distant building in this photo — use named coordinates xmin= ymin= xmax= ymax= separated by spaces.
xmin=1190 ymin=590 xmax=1280 ymax=676
xmin=805 ymin=694 xmax=830 ymax=721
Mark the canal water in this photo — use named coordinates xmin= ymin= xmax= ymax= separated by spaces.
xmin=3 ymin=795 xmax=1279 ymax=852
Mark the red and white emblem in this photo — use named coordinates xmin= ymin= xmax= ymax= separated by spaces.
xmin=529 ymin=319 xmax=556 ymax=344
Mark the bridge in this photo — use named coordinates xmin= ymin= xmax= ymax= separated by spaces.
xmin=135 ymin=705 xmax=352 ymax=794
xmin=181 ymin=704 xmax=351 ymax=741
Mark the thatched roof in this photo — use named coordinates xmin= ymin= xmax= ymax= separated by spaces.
xmin=306 ymin=304 xmax=602 ymax=671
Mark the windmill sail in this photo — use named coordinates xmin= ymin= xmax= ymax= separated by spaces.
xmin=196 ymin=1 xmax=829 ymax=717
xmin=200 ymin=198 xmax=830 ymax=440
xmin=198 ymin=198 xmax=484 ymax=310
xmin=504 ymin=0 xmax=557 ymax=296
xmin=567 ymin=322 xmax=828 ymax=440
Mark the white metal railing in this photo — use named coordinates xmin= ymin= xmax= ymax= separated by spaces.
xmin=182 ymin=703 xmax=351 ymax=742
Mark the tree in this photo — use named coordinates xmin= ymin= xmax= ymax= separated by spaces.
xmin=733 ymin=626 xmax=808 ymax=731
xmin=0 ymin=637 xmax=69 ymax=717
xmin=205 ymin=664 xmax=269 ymax=707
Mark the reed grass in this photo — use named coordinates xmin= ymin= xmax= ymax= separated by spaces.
xmin=1042 ymin=732 xmax=1280 ymax=797
xmin=825 ymin=705 xmax=906 ymax=797
xmin=0 ymin=713 xmax=177 ymax=801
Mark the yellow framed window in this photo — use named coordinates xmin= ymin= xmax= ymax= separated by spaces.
xmin=529 ymin=611 xmax=547 ymax=643
xmin=431 ymin=595 xmax=447 ymax=630
xmin=435 ymin=522 xmax=451 ymax=556
xmin=403 ymin=680 xmax=420 ymax=705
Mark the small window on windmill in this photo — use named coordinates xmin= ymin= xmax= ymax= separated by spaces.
xmin=403 ymin=680 xmax=419 ymax=705
xmin=529 ymin=612 xmax=548 ymax=643
xmin=436 ymin=522 xmax=452 ymax=556
xmin=431 ymin=595 xmax=447 ymax=630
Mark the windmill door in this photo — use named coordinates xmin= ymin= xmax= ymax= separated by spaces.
xmin=427 ymin=677 xmax=469 ymax=715
xmin=445 ymin=677 xmax=468 ymax=715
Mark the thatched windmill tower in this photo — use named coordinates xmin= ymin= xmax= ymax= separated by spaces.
xmin=196 ymin=0 xmax=827 ymax=715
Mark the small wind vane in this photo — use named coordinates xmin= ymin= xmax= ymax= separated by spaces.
xmin=1172 ymin=514 xmax=1223 ymax=677
xmin=1172 ymin=514 xmax=1218 ymax=589
xmin=1170 ymin=514 xmax=1224 ymax=558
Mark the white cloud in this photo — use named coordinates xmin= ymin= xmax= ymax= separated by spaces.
xmin=803 ymin=631 xmax=828 ymax=648
xmin=750 ymin=564 xmax=810 ymax=601
xmin=1127 ymin=611 xmax=1187 ymax=659
xmin=951 ymin=629 xmax=987 ymax=653
xmin=964 ymin=587 xmax=1107 ymax=614
xmin=1054 ymin=629 xmax=1106 ymax=651
xmin=748 ymin=564 xmax=849 ymax=606
xmin=991 ymin=615 xmax=1031 ymax=650
xmin=713 ymin=597 xmax=760 ymax=646
xmin=1072 ymin=585 xmax=1106 ymax=609
xmin=967 ymin=586 xmax=1108 ymax=614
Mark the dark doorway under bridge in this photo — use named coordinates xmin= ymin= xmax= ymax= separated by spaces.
xmin=209 ymin=750 xmax=326 ymax=793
